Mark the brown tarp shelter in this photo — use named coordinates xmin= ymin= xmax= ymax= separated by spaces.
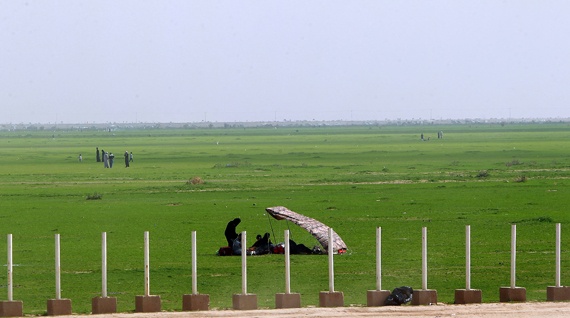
xmin=265 ymin=206 xmax=347 ymax=254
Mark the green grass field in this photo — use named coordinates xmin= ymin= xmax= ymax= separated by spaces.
xmin=1 ymin=123 xmax=570 ymax=314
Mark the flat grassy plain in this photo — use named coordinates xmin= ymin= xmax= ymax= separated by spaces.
xmin=1 ymin=123 xmax=570 ymax=315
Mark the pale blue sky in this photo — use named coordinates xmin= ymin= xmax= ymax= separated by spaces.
xmin=1 ymin=1 xmax=569 ymax=124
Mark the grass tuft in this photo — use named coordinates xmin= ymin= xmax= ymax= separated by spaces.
xmin=515 ymin=216 xmax=554 ymax=223
xmin=515 ymin=175 xmax=527 ymax=182
xmin=85 ymin=193 xmax=102 ymax=200
xmin=476 ymin=170 xmax=489 ymax=178
xmin=187 ymin=176 xmax=204 ymax=185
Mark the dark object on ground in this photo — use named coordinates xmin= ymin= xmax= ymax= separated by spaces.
xmin=384 ymin=286 xmax=413 ymax=306
xmin=217 ymin=246 xmax=233 ymax=256
xmin=272 ymin=244 xmax=284 ymax=254
xmin=289 ymin=239 xmax=313 ymax=254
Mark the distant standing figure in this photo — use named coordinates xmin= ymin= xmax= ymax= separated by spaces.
xmin=103 ymin=152 xmax=109 ymax=168
xmin=109 ymin=153 xmax=115 ymax=168
xmin=421 ymin=133 xmax=424 ymax=141
xmin=78 ymin=154 xmax=82 ymax=162
xmin=130 ymin=152 xmax=133 ymax=162
xmin=101 ymin=149 xmax=104 ymax=161
xmin=96 ymin=147 xmax=100 ymax=162
xmin=124 ymin=151 xmax=130 ymax=168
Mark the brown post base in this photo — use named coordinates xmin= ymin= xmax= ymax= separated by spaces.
xmin=91 ymin=296 xmax=117 ymax=314
xmin=319 ymin=291 xmax=344 ymax=307
xmin=182 ymin=294 xmax=210 ymax=311
xmin=412 ymin=289 xmax=437 ymax=305
xmin=0 ymin=300 xmax=23 ymax=317
xmin=499 ymin=287 xmax=526 ymax=302
xmin=275 ymin=293 xmax=301 ymax=308
xmin=454 ymin=289 xmax=482 ymax=304
xmin=135 ymin=295 xmax=161 ymax=313
xmin=232 ymin=294 xmax=257 ymax=310
xmin=366 ymin=290 xmax=391 ymax=306
xmin=47 ymin=298 xmax=72 ymax=316
xmin=547 ymin=286 xmax=570 ymax=301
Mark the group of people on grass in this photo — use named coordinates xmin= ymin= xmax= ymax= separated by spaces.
xmin=420 ymin=130 xmax=444 ymax=141
xmin=95 ymin=147 xmax=133 ymax=168
xmin=223 ymin=217 xmax=313 ymax=256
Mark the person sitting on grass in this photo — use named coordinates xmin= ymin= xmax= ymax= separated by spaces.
xmin=232 ymin=233 xmax=243 ymax=255
xmin=250 ymin=232 xmax=272 ymax=255
xmin=289 ymin=239 xmax=313 ymax=254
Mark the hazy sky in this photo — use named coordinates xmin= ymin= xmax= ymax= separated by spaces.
xmin=2 ymin=1 xmax=570 ymax=124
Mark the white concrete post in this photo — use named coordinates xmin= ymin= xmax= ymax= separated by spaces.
xmin=510 ymin=224 xmax=517 ymax=288
xmin=144 ymin=231 xmax=150 ymax=296
xmin=285 ymin=230 xmax=291 ymax=294
xmin=328 ymin=227 xmax=335 ymax=292
xmin=192 ymin=231 xmax=198 ymax=295
xmin=102 ymin=232 xmax=108 ymax=297
xmin=241 ymin=231 xmax=247 ymax=295
xmin=555 ymin=223 xmax=561 ymax=287
xmin=7 ymin=234 xmax=13 ymax=301
xmin=422 ymin=227 xmax=428 ymax=290
xmin=55 ymin=234 xmax=61 ymax=299
xmin=466 ymin=225 xmax=471 ymax=290
xmin=376 ymin=227 xmax=382 ymax=291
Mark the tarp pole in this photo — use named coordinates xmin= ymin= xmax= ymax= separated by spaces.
xmin=266 ymin=213 xmax=277 ymax=246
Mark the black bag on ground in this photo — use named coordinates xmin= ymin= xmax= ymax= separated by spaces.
xmin=384 ymin=286 xmax=413 ymax=306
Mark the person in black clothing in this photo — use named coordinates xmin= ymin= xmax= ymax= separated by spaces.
xmin=250 ymin=232 xmax=272 ymax=255
xmin=289 ymin=239 xmax=313 ymax=254
xmin=224 ymin=218 xmax=241 ymax=247
xmin=96 ymin=147 xmax=100 ymax=162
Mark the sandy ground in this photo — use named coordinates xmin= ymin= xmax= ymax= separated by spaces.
xmin=61 ymin=302 xmax=570 ymax=318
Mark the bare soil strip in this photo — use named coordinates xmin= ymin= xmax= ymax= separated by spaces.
xmin=63 ymin=302 xmax=570 ymax=318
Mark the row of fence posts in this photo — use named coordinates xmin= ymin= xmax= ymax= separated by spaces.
xmin=1 ymin=224 xmax=570 ymax=316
